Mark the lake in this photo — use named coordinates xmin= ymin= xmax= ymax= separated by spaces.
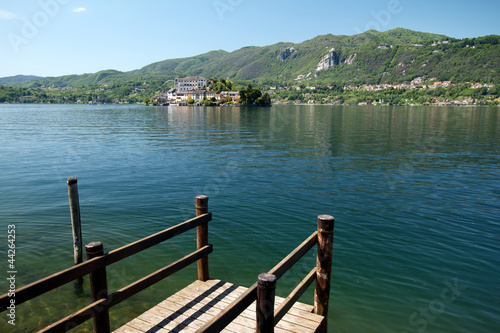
xmin=0 ymin=104 xmax=499 ymax=332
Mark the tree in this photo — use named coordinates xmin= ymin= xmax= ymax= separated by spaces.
xmin=256 ymin=93 xmax=271 ymax=106
xmin=225 ymin=78 xmax=234 ymax=91
xmin=187 ymin=98 xmax=195 ymax=104
xmin=237 ymin=84 xmax=272 ymax=106
xmin=143 ymin=97 xmax=150 ymax=106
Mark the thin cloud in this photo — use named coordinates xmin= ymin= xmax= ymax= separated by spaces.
xmin=0 ymin=8 xmax=17 ymax=19
xmin=73 ymin=8 xmax=86 ymax=13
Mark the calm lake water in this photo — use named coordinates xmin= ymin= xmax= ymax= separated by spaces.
xmin=0 ymin=104 xmax=499 ymax=332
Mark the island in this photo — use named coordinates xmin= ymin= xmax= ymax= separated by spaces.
xmin=149 ymin=77 xmax=271 ymax=107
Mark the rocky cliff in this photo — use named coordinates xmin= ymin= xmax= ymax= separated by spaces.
xmin=277 ymin=47 xmax=296 ymax=61
xmin=344 ymin=53 xmax=357 ymax=65
xmin=316 ymin=48 xmax=339 ymax=71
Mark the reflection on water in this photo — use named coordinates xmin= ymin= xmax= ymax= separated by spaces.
xmin=0 ymin=104 xmax=499 ymax=332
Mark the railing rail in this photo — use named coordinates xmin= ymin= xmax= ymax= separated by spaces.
xmin=0 ymin=212 xmax=211 ymax=311
xmin=268 ymin=231 xmax=318 ymax=279
xmin=39 ymin=244 xmax=212 ymax=333
xmin=0 ymin=193 xmax=212 ymax=333
xmin=196 ymin=219 xmax=334 ymax=333
xmin=273 ymin=267 xmax=317 ymax=325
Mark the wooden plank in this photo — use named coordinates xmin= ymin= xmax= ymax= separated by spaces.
xmin=274 ymin=268 xmax=317 ymax=325
xmin=157 ymin=280 xmax=252 ymax=333
xmin=113 ymin=323 xmax=146 ymax=333
xmin=174 ymin=281 xmax=322 ymax=331
xmin=194 ymin=281 xmax=258 ymax=333
xmin=114 ymin=279 xmax=324 ymax=333
xmin=204 ymin=283 xmax=324 ymax=331
xmin=137 ymin=307 xmax=199 ymax=332
xmin=179 ymin=282 xmax=322 ymax=329
xmin=282 ymin=306 xmax=323 ymax=324
xmin=212 ymin=290 xmax=322 ymax=329
xmin=276 ymin=309 xmax=321 ymax=331
xmin=150 ymin=301 xmax=215 ymax=327
xmin=164 ymin=280 xmax=243 ymax=308
xmin=146 ymin=295 xmax=246 ymax=333
xmin=122 ymin=318 xmax=172 ymax=333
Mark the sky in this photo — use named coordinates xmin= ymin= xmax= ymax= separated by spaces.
xmin=0 ymin=0 xmax=499 ymax=78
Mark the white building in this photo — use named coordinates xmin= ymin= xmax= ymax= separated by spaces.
xmin=175 ymin=90 xmax=207 ymax=102
xmin=167 ymin=88 xmax=176 ymax=100
xmin=174 ymin=76 xmax=208 ymax=92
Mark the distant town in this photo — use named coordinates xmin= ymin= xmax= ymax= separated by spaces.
xmin=268 ymin=77 xmax=497 ymax=106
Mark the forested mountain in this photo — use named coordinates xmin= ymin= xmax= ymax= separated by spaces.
xmin=135 ymin=28 xmax=497 ymax=85
xmin=2 ymin=28 xmax=499 ymax=101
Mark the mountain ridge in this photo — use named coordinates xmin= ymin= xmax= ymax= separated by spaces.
xmin=2 ymin=28 xmax=499 ymax=87
xmin=0 ymin=75 xmax=44 ymax=85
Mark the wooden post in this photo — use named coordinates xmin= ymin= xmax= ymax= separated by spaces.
xmin=314 ymin=215 xmax=335 ymax=333
xmin=85 ymin=241 xmax=110 ymax=333
xmin=256 ymin=273 xmax=276 ymax=333
xmin=68 ymin=177 xmax=83 ymax=265
xmin=196 ymin=195 xmax=209 ymax=281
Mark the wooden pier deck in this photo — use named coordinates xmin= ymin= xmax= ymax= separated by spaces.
xmin=114 ymin=279 xmax=324 ymax=333
xmin=0 ymin=190 xmax=335 ymax=333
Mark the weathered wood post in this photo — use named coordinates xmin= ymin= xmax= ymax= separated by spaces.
xmin=256 ymin=273 xmax=277 ymax=333
xmin=67 ymin=177 xmax=83 ymax=265
xmin=314 ymin=214 xmax=335 ymax=333
xmin=196 ymin=195 xmax=209 ymax=281
xmin=85 ymin=241 xmax=110 ymax=333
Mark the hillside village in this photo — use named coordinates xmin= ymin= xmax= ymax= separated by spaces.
xmin=267 ymin=77 xmax=497 ymax=106
xmin=152 ymin=77 xmax=240 ymax=105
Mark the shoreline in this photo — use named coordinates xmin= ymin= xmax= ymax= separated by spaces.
xmin=1 ymin=102 xmax=498 ymax=107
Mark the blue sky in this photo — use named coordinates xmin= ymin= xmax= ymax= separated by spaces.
xmin=1 ymin=0 xmax=499 ymax=77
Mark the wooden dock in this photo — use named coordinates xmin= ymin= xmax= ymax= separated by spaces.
xmin=0 ymin=187 xmax=335 ymax=333
xmin=114 ymin=279 xmax=324 ymax=333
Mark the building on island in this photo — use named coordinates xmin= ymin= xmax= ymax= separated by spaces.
xmin=167 ymin=88 xmax=176 ymax=100
xmin=220 ymin=91 xmax=239 ymax=102
xmin=153 ymin=76 xmax=240 ymax=105
xmin=174 ymin=77 xmax=208 ymax=92
xmin=205 ymin=90 xmax=219 ymax=101
xmin=175 ymin=90 xmax=207 ymax=102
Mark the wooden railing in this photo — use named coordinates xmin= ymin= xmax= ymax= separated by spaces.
xmin=0 ymin=190 xmax=334 ymax=333
xmin=0 ymin=195 xmax=212 ymax=333
xmin=197 ymin=214 xmax=335 ymax=333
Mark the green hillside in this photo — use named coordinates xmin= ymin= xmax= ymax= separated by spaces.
xmin=135 ymin=50 xmax=229 ymax=74
xmin=8 ymin=28 xmax=498 ymax=89
xmin=2 ymin=28 xmax=499 ymax=106
xmin=128 ymin=28 xmax=462 ymax=84
xmin=0 ymin=75 xmax=43 ymax=85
